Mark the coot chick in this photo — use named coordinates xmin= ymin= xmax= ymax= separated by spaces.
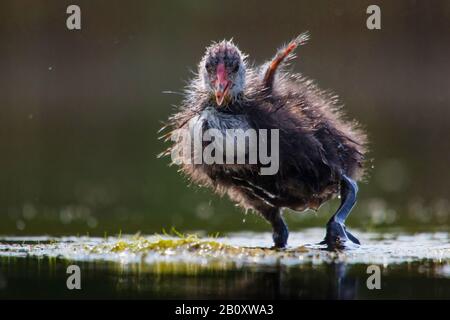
xmin=161 ymin=33 xmax=368 ymax=249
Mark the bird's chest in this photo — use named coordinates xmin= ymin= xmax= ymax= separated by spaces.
xmin=189 ymin=107 xmax=252 ymax=133
xmin=187 ymin=107 xmax=254 ymax=162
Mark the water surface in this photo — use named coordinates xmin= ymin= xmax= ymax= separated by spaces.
xmin=0 ymin=229 xmax=448 ymax=299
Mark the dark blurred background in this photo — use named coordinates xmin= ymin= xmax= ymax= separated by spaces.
xmin=0 ymin=0 xmax=449 ymax=235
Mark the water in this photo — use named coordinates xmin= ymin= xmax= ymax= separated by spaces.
xmin=0 ymin=229 xmax=448 ymax=299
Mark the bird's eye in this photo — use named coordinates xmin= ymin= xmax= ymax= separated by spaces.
xmin=232 ymin=63 xmax=239 ymax=73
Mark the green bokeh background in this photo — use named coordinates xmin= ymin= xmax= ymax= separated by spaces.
xmin=1 ymin=0 xmax=449 ymax=235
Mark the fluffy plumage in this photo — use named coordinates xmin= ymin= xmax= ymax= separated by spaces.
xmin=160 ymin=34 xmax=368 ymax=245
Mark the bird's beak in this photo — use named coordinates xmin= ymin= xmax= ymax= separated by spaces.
xmin=215 ymin=63 xmax=230 ymax=106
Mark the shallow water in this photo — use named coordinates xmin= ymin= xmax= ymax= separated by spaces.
xmin=0 ymin=229 xmax=449 ymax=299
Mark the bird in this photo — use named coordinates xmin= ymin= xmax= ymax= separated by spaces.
xmin=160 ymin=33 xmax=368 ymax=249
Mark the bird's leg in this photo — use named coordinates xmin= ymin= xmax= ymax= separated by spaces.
xmin=321 ymin=174 xmax=360 ymax=249
xmin=260 ymin=207 xmax=288 ymax=249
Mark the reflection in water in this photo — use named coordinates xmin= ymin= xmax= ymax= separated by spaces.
xmin=1 ymin=257 xmax=449 ymax=299
xmin=331 ymin=263 xmax=356 ymax=300
xmin=0 ymin=230 xmax=449 ymax=299
xmin=0 ymin=256 xmax=449 ymax=299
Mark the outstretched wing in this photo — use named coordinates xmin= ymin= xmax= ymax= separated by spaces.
xmin=263 ymin=32 xmax=310 ymax=89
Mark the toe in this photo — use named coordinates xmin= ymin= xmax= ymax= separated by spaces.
xmin=322 ymin=221 xmax=360 ymax=249
xmin=345 ymin=229 xmax=361 ymax=245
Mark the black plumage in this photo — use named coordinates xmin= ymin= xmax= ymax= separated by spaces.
xmin=160 ymin=33 xmax=368 ymax=249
